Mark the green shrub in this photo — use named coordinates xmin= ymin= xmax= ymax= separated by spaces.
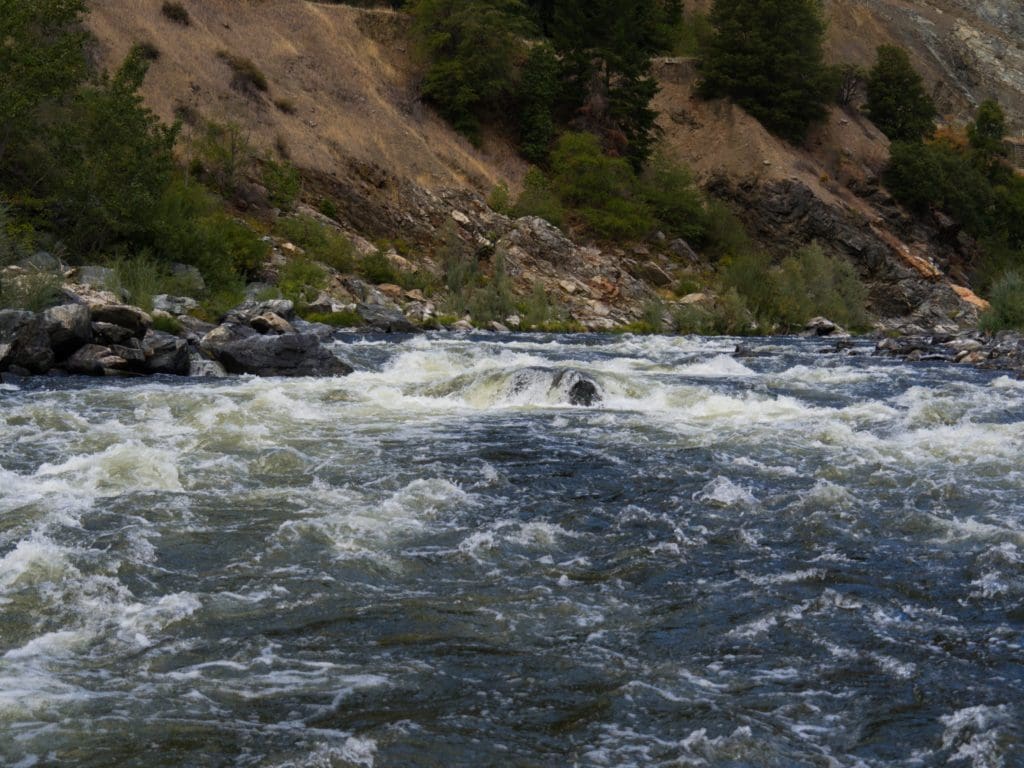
xmin=152 ymin=314 xmax=183 ymax=335
xmin=196 ymin=214 xmax=268 ymax=279
xmin=487 ymin=183 xmax=512 ymax=215
xmin=717 ymin=249 xmax=774 ymax=318
xmin=550 ymin=132 xmax=654 ymax=240
xmin=262 ymin=157 xmax=301 ymax=210
xmin=359 ymin=251 xmax=399 ymax=285
xmin=197 ymin=276 xmax=246 ymax=323
xmin=638 ymin=153 xmax=707 ymax=242
xmin=318 ymin=198 xmax=339 ymax=220
xmin=702 ymin=199 xmax=751 ymax=258
xmin=672 ymin=288 xmax=754 ymax=335
xmin=770 ymin=244 xmax=868 ymax=330
xmin=467 ymin=249 xmax=514 ymax=323
xmin=980 ymin=271 xmax=1024 ymax=332
xmin=277 ymin=257 xmax=327 ymax=306
xmin=107 ymin=252 xmax=168 ymax=311
xmin=512 ymin=168 xmax=565 ymax=229
xmin=518 ymin=283 xmax=557 ymax=330
xmin=217 ymin=51 xmax=268 ymax=96
xmin=160 ymin=2 xmax=190 ymax=25
xmin=0 ymin=269 xmax=62 ymax=311
xmin=192 ymin=121 xmax=255 ymax=195
xmin=274 ymin=215 xmax=355 ymax=273
xmin=273 ymin=98 xmax=297 ymax=115
xmin=131 ymin=42 xmax=161 ymax=61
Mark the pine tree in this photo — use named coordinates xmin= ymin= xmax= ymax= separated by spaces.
xmin=550 ymin=0 xmax=664 ymax=169
xmin=865 ymin=45 xmax=936 ymax=142
xmin=968 ymin=99 xmax=1007 ymax=172
xmin=698 ymin=0 xmax=833 ymax=143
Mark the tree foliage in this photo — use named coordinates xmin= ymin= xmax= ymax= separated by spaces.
xmin=0 ymin=0 xmax=88 ymax=168
xmin=45 ymin=52 xmax=179 ymax=253
xmin=698 ymin=0 xmax=833 ymax=142
xmin=865 ymin=45 xmax=936 ymax=142
xmin=410 ymin=0 xmax=527 ymax=142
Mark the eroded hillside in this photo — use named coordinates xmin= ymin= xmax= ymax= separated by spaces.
xmin=85 ymin=0 xmax=1021 ymax=330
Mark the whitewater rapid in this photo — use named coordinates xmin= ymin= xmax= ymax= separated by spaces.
xmin=1 ymin=333 xmax=1022 ymax=766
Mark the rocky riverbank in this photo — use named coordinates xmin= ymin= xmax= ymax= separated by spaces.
xmin=0 ymin=289 xmax=358 ymax=381
xmin=872 ymin=329 xmax=1024 ymax=376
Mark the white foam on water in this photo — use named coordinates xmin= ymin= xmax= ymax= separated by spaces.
xmin=0 ymin=533 xmax=79 ymax=590
xmin=276 ymin=478 xmax=474 ymax=561
xmin=458 ymin=519 xmax=577 ymax=563
xmin=33 ymin=441 xmax=182 ymax=496
xmin=676 ymin=354 xmax=757 ymax=378
xmin=940 ymin=704 xmax=1013 ymax=768
xmin=696 ymin=476 xmax=758 ymax=508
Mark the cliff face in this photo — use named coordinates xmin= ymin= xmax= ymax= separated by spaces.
xmin=826 ymin=0 xmax=1024 ymax=133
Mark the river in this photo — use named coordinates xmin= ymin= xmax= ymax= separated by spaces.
xmin=1 ymin=333 xmax=1022 ymax=767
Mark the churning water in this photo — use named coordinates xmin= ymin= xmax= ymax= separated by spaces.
xmin=1 ymin=333 xmax=1022 ymax=767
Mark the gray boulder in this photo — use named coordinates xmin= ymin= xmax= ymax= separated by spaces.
xmin=142 ymin=331 xmax=190 ymax=375
xmin=73 ymin=265 xmax=116 ymax=289
xmin=803 ymin=317 xmax=848 ymax=337
xmin=152 ymin=294 xmax=199 ymax=315
xmin=251 ymin=312 xmax=295 ymax=335
xmin=0 ymin=310 xmax=54 ymax=373
xmin=189 ymin=354 xmax=228 ymax=378
xmin=357 ymin=303 xmax=417 ymax=333
xmin=64 ymin=344 xmax=130 ymax=376
xmin=42 ymin=304 xmax=91 ymax=356
xmin=90 ymin=304 xmax=151 ymax=338
xmin=92 ymin=321 xmax=138 ymax=346
xmin=201 ymin=327 xmax=352 ymax=377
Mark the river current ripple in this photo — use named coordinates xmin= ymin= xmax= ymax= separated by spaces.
xmin=1 ymin=333 xmax=1022 ymax=767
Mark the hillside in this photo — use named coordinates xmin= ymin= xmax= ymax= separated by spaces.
xmin=83 ymin=0 xmax=1019 ymax=330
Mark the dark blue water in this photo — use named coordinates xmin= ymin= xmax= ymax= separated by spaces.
xmin=1 ymin=334 xmax=1022 ymax=766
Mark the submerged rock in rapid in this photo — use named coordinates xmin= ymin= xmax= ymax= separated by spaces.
xmin=504 ymin=367 xmax=602 ymax=406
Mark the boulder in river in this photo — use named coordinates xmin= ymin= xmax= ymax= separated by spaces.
xmin=357 ymin=303 xmax=417 ymax=333
xmin=201 ymin=328 xmax=352 ymax=377
xmin=142 ymin=331 xmax=190 ymax=375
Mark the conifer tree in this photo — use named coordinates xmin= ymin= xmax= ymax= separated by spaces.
xmin=698 ymin=0 xmax=833 ymax=142
xmin=865 ymin=45 xmax=936 ymax=142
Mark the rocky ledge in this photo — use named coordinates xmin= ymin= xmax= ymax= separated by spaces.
xmin=0 ymin=295 xmax=353 ymax=381
xmin=872 ymin=330 xmax=1024 ymax=377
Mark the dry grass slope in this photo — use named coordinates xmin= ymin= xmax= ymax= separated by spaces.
xmin=86 ymin=0 xmax=525 ymax=193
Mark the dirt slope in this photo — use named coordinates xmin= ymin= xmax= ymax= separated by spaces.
xmin=86 ymin=0 xmax=524 ymax=191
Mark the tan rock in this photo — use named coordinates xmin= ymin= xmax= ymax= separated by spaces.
xmin=377 ymin=283 xmax=405 ymax=300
